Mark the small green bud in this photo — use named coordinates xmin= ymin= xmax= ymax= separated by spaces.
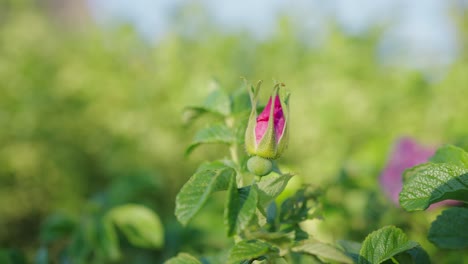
xmin=247 ymin=156 xmax=273 ymax=176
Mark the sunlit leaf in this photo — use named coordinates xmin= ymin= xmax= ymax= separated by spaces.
xmin=292 ymin=240 xmax=353 ymax=264
xmin=428 ymin=207 xmax=468 ymax=249
xmin=106 ymin=204 xmax=164 ymax=249
xmin=164 ymin=253 xmax=202 ymax=264
xmin=256 ymin=173 xmax=293 ymax=208
xmin=358 ymin=226 xmax=420 ymax=264
xmin=176 ymin=162 xmax=235 ymax=225
xmin=400 ymin=163 xmax=468 ymax=211
xmin=228 ymin=240 xmax=277 ymax=264
xmin=186 ymin=124 xmax=236 ymax=155
xmin=429 ymin=145 xmax=468 ymax=167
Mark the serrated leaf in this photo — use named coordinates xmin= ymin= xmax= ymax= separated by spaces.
xmin=225 ymin=179 xmax=259 ymax=236
xmin=186 ymin=124 xmax=236 ymax=155
xmin=399 ymin=163 xmax=468 ymax=211
xmin=164 ymin=253 xmax=202 ymax=264
xmin=430 ymin=145 xmax=468 ymax=167
xmin=428 ymin=207 xmax=468 ymax=249
xmin=176 ymin=163 xmax=235 ymax=225
xmin=358 ymin=226 xmax=419 ymax=264
xmin=106 ymin=204 xmax=164 ymax=249
xmin=256 ymin=174 xmax=293 ymax=208
xmin=228 ymin=240 xmax=276 ymax=264
xmin=292 ymin=240 xmax=353 ymax=264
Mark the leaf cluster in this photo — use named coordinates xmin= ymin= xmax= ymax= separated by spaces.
xmin=400 ymin=145 xmax=468 ymax=249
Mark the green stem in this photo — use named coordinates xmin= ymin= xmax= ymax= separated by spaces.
xmin=230 ymin=143 xmax=239 ymax=165
xmin=226 ymin=115 xmax=243 ymax=186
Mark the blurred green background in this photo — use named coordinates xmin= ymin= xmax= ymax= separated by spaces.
xmin=1 ymin=0 xmax=468 ymax=263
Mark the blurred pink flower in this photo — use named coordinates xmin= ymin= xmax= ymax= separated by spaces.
xmin=380 ymin=137 xmax=458 ymax=208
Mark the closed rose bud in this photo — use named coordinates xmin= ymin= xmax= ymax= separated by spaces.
xmin=245 ymin=81 xmax=289 ymax=160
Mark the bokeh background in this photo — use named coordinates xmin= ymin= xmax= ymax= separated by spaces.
xmin=1 ymin=0 xmax=468 ymax=263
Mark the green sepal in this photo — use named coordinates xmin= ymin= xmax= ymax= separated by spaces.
xmin=245 ymin=81 xmax=262 ymax=156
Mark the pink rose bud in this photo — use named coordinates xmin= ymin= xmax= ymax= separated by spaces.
xmin=244 ymin=81 xmax=289 ymax=160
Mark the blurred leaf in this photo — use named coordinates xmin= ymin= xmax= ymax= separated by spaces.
xmin=429 ymin=145 xmax=468 ymax=167
xmin=34 ymin=247 xmax=48 ymax=264
xmin=228 ymin=240 xmax=277 ymax=264
xmin=0 ymin=249 xmax=26 ymax=264
xmin=96 ymin=218 xmax=120 ymax=260
xmin=202 ymin=85 xmax=232 ymax=116
xmin=175 ymin=162 xmax=235 ymax=225
xmin=292 ymin=240 xmax=353 ymax=264
xmin=428 ymin=207 xmax=468 ymax=249
xmin=225 ymin=179 xmax=258 ymax=236
xmin=164 ymin=253 xmax=202 ymax=264
xmin=186 ymin=124 xmax=236 ymax=155
xmin=256 ymin=173 xmax=293 ymax=209
xmin=279 ymin=187 xmax=320 ymax=228
xmin=183 ymin=107 xmax=212 ymax=124
xmin=230 ymin=88 xmax=251 ymax=115
xmin=358 ymin=226 xmax=420 ymax=264
xmin=400 ymin=163 xmax=468 ymax=211
xmin=107 ymin=173 xmax=160 ymax=206
xmin=337 ymin=240 xmax=361 ymax=263
xmin=106 ymin=204 xmax=164 ymax=249
xmin=68 ymin=221 xmax=94 ymax=263
xmin=39 ymin=213 xmax=77 ymax=244
xmin=404 ymin=246 xmax=431 ymax=264
xmin=183 ymin=84 xmax=231 ymax=123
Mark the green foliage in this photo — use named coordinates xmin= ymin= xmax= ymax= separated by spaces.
xmin=400 ymin=145 xmax=468 ymax=210
xmin=165 ymin=253 xmax=202 ymax=264
xmin=256 ymin=173 xmax=293 ymax=209
xmin=186 ymin=124 xmax=237 ymax=155
xmin=106 ymin=204 xmax=165 ymax=249
xmin=428 ymin=207 xmax=468 ymax=249
xmin=174 ymin=86 xmax=356 ymax=263
xmin=175 ymin=162 xmax=235 ymax=225
xmin=399 ymin=163 xmax=468 ymax=210
xmin=228 ymin=240 xmax=278 ymax=264
xmin=2 ymin=3 xmax=468 ymax=263
xmin=0 ymin=249 xmax=26 ymax=264
xmin=358 ymin=226 xmax=421 ymax=264
xmin=429 ymin=145 xmax=468 ymax=166
xmin=291 ymin=240 xmax=353 ymax=264
xmin=225 ymin=178 xmax=259 ymax=236
xmin=40 ymin=204 xmax=165 ymax=263
xmin=400 ymin=145 xmax=468 ymax=251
